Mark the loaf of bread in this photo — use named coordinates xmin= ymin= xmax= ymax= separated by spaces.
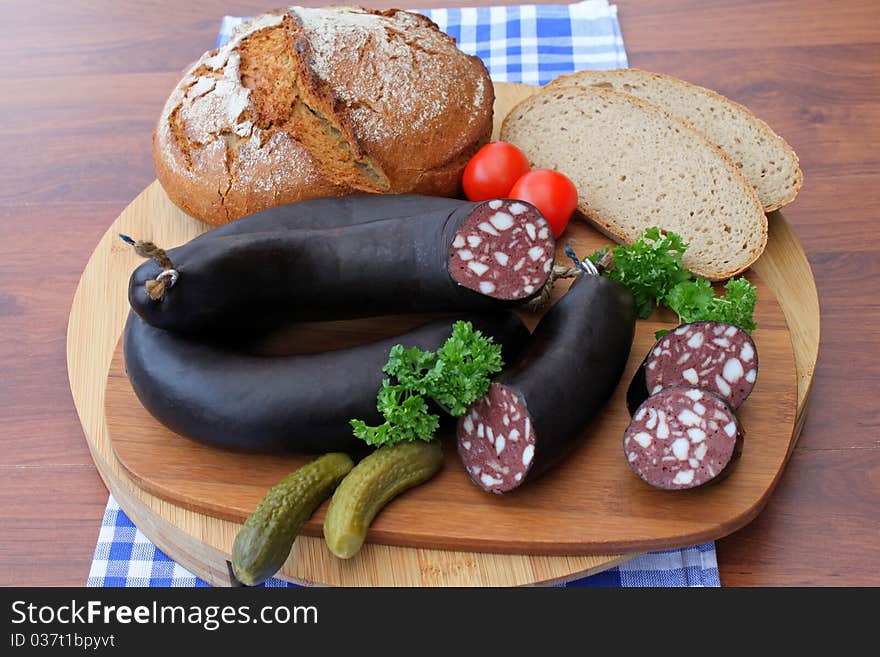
xmin=153 ymin=7 xmax=494 ymax=226
xmin=501 ymin=85 xmax=767 ymax=281
xmin=546 ymin=68 xmax=802 ymax=212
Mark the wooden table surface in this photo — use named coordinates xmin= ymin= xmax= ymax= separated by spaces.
xmin=1 ymin=0 xmax=877 ymax=587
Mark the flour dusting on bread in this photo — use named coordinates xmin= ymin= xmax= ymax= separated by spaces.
xmin=153 ymin=7 xmax=493 ymax=226
xmin=293 ymin=7 xmax=474 ymax=139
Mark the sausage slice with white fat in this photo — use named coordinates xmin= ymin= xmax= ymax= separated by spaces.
xmin=624 ymin=387 xmax=743 ymax=490
xmin=628 ymin=321 xmax=758 ymax=413
xmin=448 ymin=199 xmax=555 ymax=300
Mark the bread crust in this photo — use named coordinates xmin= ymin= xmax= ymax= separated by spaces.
xmin=153 ymin=7 xmax=493 ymax=226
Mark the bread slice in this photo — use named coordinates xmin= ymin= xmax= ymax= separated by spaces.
xmin=546 ymin=68 xmax=802 ymax=212
xmin=500 ymin=85 xmax=767 ymax=280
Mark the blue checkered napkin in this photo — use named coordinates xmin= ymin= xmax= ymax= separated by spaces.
xmin=89 ymin=497 xmax=719 ymax=587
xmin=216 ymin=0 xmax=628 ymax=84
xmin=88 ymin=2 xmax=719 ymax=588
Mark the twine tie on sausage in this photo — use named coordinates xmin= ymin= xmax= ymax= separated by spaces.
xmin=526 ymin=264 xmax=579 ymax=311
xmin=527 ymin=241 xmax=609 ymax=311
xmin=564 ymin=242 xmax=600 ymax=276
xmin=119 ymin=234 xmax=178 ymax=301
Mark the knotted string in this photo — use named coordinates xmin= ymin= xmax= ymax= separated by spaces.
xmin=119 ymin=234 xmax=178 ymax=301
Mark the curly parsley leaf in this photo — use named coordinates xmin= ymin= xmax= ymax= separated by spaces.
xmin=590 ymin=227 xmax=759 ymax=336
xmin=663 ymin=277 xmax=758 ymax=337
xmin=382 ymin=345 xmax=436 ymax=395
xmin=350 ymin=321 xmax=504 ymax=447
xmin=707 ymin=278 xmax=758 ymax=332
xmin=603 ymin=226 xmax=692 ymax=318
xmin=665 ymin=278 xmax=715 ymax=322
xmin=423 ymin=321 xmax=504 ymax=417
xmin=350 ymin=380 xmax=440 ymax=447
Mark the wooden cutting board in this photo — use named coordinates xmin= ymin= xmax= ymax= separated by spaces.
xmin=68 ymin=82 xmax=819 ymax=585
xmin=106 ymin=229 xmax=795 ymax=555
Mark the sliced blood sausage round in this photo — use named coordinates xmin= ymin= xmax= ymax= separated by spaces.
xmin=627 ymin=321 xmax=758 ymax=414
xmin=624 ymin=387 xmax=743 ymax=490
xmin=123 ymin=311 xmax=530 ymax=454
xmin=129 ymin=198 xmax=555 ymax=336
xmin=458 ymin=383 xmax=536 ymax=491
xmin=457 ymin=274 xmax=637 ymax=493
xmin=447 ymin=199 xmax=554 ymax=300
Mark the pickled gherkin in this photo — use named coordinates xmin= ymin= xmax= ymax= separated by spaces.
xmin=232 ymin=452 xmax=354 ymax=585
xmin=323 ymin=441 xmax=443 ymax=559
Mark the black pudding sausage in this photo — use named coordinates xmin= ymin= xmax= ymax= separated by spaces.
xmin=129 ymin=198 xmax=556 ymax=336
xmin=192 ymin=194 xmax=471 ymax=240
xmin=123 ymin=311 xmax=530 ymax=453
xmin=457 ymin=273 xmax=637 ymax=493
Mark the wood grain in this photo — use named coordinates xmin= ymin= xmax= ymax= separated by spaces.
xmin=0 ymin=467 xmax=108 ymax=587
xmin=2 ymin=0 xmax=879 ymax=586
xmin=102 ymin=184 xmax=797 ymax=556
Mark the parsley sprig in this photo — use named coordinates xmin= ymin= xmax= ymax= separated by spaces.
xmin=665 ymin=277 xmax=757 ymax=333
xmin=350 ymin=321 xmax=504 ymax=447
xmin=590 ymin=227 xmax=758 ymax=338
xmin=599 ymin=227 xmax=692 ymax=318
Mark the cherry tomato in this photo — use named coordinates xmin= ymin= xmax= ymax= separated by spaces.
xmin=462 ymin=142 xmax=531 ymax=201
xmin=508 ymin=169 xmax=578 ymax=238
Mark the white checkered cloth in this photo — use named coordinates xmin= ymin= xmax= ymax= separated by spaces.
xmin=89 ymin=1 xmax=720 ymax=587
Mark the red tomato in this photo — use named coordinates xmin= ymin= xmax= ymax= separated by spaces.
xmin=462 ymin=142 xmax=531 ymax=201
xmin=508 ymin=169 xmax=578 ymax=238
